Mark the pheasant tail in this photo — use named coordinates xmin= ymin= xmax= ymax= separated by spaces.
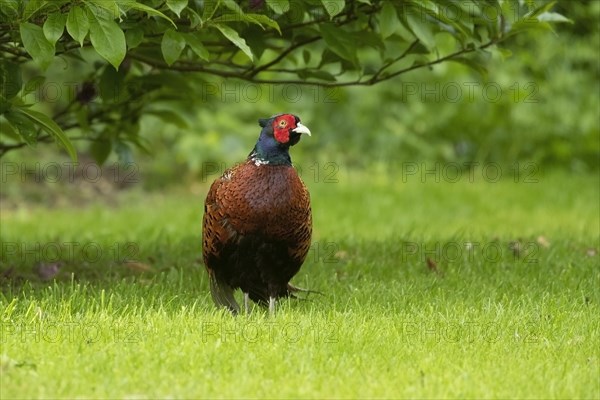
xmin=209 ymin=272 xmax=240 ymax=314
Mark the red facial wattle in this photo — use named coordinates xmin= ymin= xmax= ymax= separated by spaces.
xmin=274 ymin=128 xmax=289 ymax=144
xmin=272 ymin=114 xmax=297 ymax=144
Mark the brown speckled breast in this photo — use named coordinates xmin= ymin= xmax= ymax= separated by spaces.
xmin=202 ymin=159 xmax=312 ymax=301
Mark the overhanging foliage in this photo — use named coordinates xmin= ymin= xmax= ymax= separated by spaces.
xmin=0 ymin=0 xmax=569 ymax=162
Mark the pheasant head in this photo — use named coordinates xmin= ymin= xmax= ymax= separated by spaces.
xmin=251 ymin=114 xmax=311 ymax=165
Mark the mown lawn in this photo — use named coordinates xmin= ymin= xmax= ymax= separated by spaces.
xmin=1 ymin=166 xmax=599 ymax=399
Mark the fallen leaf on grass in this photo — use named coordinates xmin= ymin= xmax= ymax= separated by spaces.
xmin=334 ymin=269 xmax=348 ymax=281
xmin=15 ymin=360 xmax=37 ymax=370
xmin=35 ymin=262 xmax=63 ymax=281
xmin=0 ymin=355 xmax=17 ymax=373
xmin=0 ymin=268 xmax=25 ymax=285
xmin=536 ymin=235 xmax=550 ymax=248
xmin=123 ymin=261 xmax=156 ymax=273
xmin=426 ymin=257 xmax=443 ymax=276
xmin=509 ymin=240 xmax=523 ymax=257
xmin=1 ymin=267 xmax=15 ymax=279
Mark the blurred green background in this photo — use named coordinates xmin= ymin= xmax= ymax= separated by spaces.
xmin=0 ymin=1 xmax=598 ymax=204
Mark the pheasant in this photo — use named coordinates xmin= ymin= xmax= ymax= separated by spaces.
xmin=202 ymin=114 xmax=312 ymax=314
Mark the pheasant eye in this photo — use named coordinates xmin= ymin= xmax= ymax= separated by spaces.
xmin=279 ymin=120 xmax=287 ymax=127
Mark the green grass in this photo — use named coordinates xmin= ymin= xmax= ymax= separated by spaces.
xmin=1 ymin=167 xmax=599 ymax=399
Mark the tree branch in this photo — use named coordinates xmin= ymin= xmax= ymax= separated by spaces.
xmin=369 ymin=40 xmax=421 ymax=84
xmin=0 ymin=141 xmax=32 ymax=156
xmin=126 ymin=35 xmax=502 ymax=88
xmin=128 ymin=52 xmax=245 ymax=78
xmin=0 ymin=45 xmax=29 ymax=60
xmin=245 ymin=36 xmax=321 ymax=78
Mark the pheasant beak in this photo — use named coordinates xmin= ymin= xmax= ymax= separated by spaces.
xmin=292 ymin=123 xmax=311 ymax=136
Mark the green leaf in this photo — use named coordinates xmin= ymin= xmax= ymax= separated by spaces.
xmin=66 ymin=6 xmax=90 ymax=46
xmin=76 ymin=107 xmax=90 ymax=132
xmin=524 ymin=1 xmax=557 ymax=19
xmin=0 ymin=0 xmax=19 ymax=20
xmin=167 ymin=0 xmax=188 ymax=17
xmin=508 ymin=19 xmax=554 ymax=37
xmin=86 ymin=0 xmax=120 ymax=19
xmin=211 ymin=14 xmax=250 ymax=24
xmin=125 ymin=27 xmax=144 ymax=49
xmin=19 ymin=22 xmax=55 ymax=70
xmin=413 ymin=2 xmax=470 ymax=43
xmin=185 ymin=7 xmax=203 ymax=28
xmin=495 ymin=47 xmax=513 ymax=59
xmin=146 ymin=109 xmax=189 ymax=129
xmin=450 ymin=57 xmax=488 ymax=80
xmin=246 ymin=14 xmax=281 ymax=34
xmin=22 ymin=76 xmax=45 ymax=97
xmin=379 ymin=1 xmax=399 ymax=39
xmin=43 ymin=13 xmax=67 ymax=45
xmin=0 ymin=97 xmax=11 ymax=115
xmin=88 ymin=7 xmax=127 ymax=69
xmin=0 ymin=96 xmax=13 ymax=117
xmin=222 ymin=0 xmax=243 ymax=14
xmin=22 ymin=0 xmax=46 ymax=20
xmin=319 ymin=48 xmax=341 ymax=67
xmin=0 ymin=117 xmax=21 ymax=141
xmin=351 ymin=30 xmax=384 ymax=51
xmin=184 ymin=33 xmax=209 ymax=61
xmin=90 ymin=139 xmax=112 ymax=165
xmin=320 ymin=24 xmax=358 ymax=66
xmin=117 ymin=0 xmax=177 ymax=28
xmin=213 ymin=24 xmax=253 ymax=61
xmin=161 ymin=29 xmax=186 ymax=66
xmin=210 ymin=13 xmax=279 ymax=33
xmin=406 ymin=41 xmax=430 ymax=55
xmin=244 ymin=28 xmax=268 ymax=60
xmin=0 ymin=60 xmax=22 ymax=100
xmin=537 ymin=12 xmax=572 ymax=24
xmin=303 ymin=49 xmax=311 ymax=64
xmin=4 ymin=110 xmax=37 ymax=145
xmin=321 ymin=0 xmax=345 ymax=19
xmin=405 ymin=13 xmax=435 ymax=49
xmin=17 ymin=107 xmax=78 ymax=161
xmin=99 ymin=66 xmax=126 ymax=103
xmin=124 ymin=129 xmax=149 ymax=154
xmin=266 ymin=0 xmax=289 ymax=14
xmin=115 ymin=140 xmax=133 ymax=164
xmin=202 ymin=0 xmax=220 ymax=20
